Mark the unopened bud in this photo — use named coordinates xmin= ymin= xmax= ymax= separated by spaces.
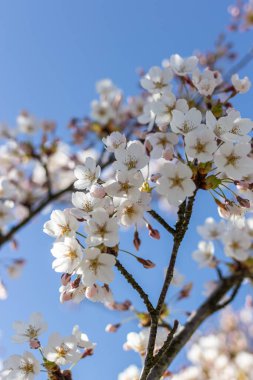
xmin=147 ymin=224 xmax=160 ymax=240
xmin=60 ymin=291 xmax=73 ymax=303
xmin=137 ymin=257 xmax=156 ymax=269
xmin=105 ymin=323 xmax=121 ymax=333
xmin=85 ymin=285 xmax=98 ymax=299
xmin=30 ymin=338 xmax=40 ymax=349
xmin=236 ymin=195 xmax=250 ymax=208
xmin=61 ymin=273 xmax=71 ymax=286
xmin=133 ymin=230 xmax=141 ymax=251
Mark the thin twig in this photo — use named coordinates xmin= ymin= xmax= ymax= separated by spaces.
xmin=147 ymin=210 xmax=176 ymax=236
xmin=115 ymin=260 xmax=155 ymax=315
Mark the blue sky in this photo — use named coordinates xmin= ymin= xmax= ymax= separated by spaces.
xmin=0 ymin=1 xmax=253 ymax=379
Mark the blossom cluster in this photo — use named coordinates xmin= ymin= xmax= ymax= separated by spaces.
xmin=193 ymin=216 xmax=253 ymax=263
xmin=119 ymin=297 xmax=253 ymax=380
xmin=42 ymin=53 xmax=253 ymax=309
xmin=1 ymin=312 xmax=95 ymax=379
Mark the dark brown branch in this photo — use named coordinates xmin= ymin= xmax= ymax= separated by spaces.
xmin=0 ymin=182 xmax=73 ymax=249
xmin=152 ymin=320 xmax=179 ymax=365
xmin=147 ymin=210 xmax=176 ymax=236
xmin=115 ymin=260 xmax=155 ymax=315
xmin=214 ymin=279 xmax=242 ymax=311
xmin=140 ymin=194 xmax=196 ymax=380
xmin=146 ymin=272 xmax=245 ymax=380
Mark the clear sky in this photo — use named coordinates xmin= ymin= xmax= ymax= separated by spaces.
xmin=0 ymin=1 xmax=252 ymax=379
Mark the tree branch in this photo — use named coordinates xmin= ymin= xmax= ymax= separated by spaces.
xmin=115 ymin=260 xmax=155 ymax=315
xmin=0 ymin=182 xmax=74 ymax=249
xmin=146 ymin=272 xmax=245 ymax=380
xmin=140 ymin=194 xmax=197 ymax=380
xmin=147 ymin=210 xmax=176 ymax=236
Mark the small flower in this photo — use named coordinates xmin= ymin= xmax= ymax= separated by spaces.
xmin=169 ymin=54 xmax=198 ymax=76
xmin=71 ymin=192 xmax=103 ymax=219
xmin=77 ymin=247 xmax=116 ymax=286
xmin=43 ymin=209 xmax=78 ymax=239
xmin=105 ymin=171 xmax=143 ymax=201
xmin=12 ymin=312 xmax=47 ymax=344
xmin=185 ymin=128 xmax=217 ymax=163
xmin=171 ymin=108 xmax=202 ymax=135
xmin=197 ymin=217 xmax=226 ymax=240
xmin=2 ymin=352 xmax=40 ymax=380
xmin=74 ymin=157 xmax=101 ymax=190
xmin=140 ymin=66 xmax=173 ymax=94
xmin=117 ymin=198 xmax=148 ymax=226
xmin=223 ymin=225 xmax=251 ymax=261
xmin=51 ymin=237 xmax=83 ymax=274
xmin=113 ymin=141 xmax=149 ymax=173
xmin=85 ymin=208 xmax=119 ymax=247
xmin=156 ymin=162 xmax=196 ymax=206
xmin=231 ymin=73 xmax=251 ymax=94
xmin=192 ymin=241 xmax=215 ymax=267
xmin=146 ymin=132 xmax=178 ymax=159
xmin=192 ymin=68 xmax=222 ymax=96
xmin=90 ymin=100 xmax=115 ymax=125
xmin=72 ymin=325 xmax=96 ymax=350
xmin=214 ymin=142 xmax=253 ymax=179
xmin=102 ymin=132 xmax=126 ymax=152
xmin=44 ymin=333 xmax=80 ymax=366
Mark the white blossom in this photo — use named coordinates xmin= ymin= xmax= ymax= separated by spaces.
xmin=44 ymin=333 xmax=80 ymax=366
xmin=171 ymin=108 xmax=202 ymax=135
xmin=91 ymin=99 xmax=115 ymax=125
xmin=192 ymin=241 xmax=215 ymax=267
xmin=231 ymin=73 xmax=251 ymax=94
xmin=2 ymin=352 xmax=40 ymax=380
xmin=105 ymin=171 xmax=143 ymax=200
xmin=43 ymin=209 xmax=78 ymax=239
xmin=223 ymin=225 xmax=251 ymax=261
xmin=197 ymin=217 xmax=226 ymax=240
xmin=146 ymin=132 xmax=178 ymax=159
xmin=214 ymin=142 xmax=253 ymax=179
xmin=85 ymin=208 xmax=119 ymax=247
xmin=72 ymin=325 xmax=96 ymax=350
xmin=156 ymin=162 xmax=196 ymax=206
xmin=51 ymin=237 xmax=83 ymax=273
xmin=169 ymin=54 xmax=198 ymax=76
xmin=74 ymin=157 xmax=101 ymax=190
xmin=77 ymin=247 xmax=115 ymax=286
xmin=102 ymin=132 xmax=126 ymax=152
xmin=140 ymin=66 xmax=173 ymax=94
xmin=192 ymin=68 xmax=222 ymax=96
xmin=185 ymin=128 xmax=217 ymax=162
xmin=12 ymin=312 xmax=47 ymax=344
xmin=113 ymin=141 xmax=148 ymax=173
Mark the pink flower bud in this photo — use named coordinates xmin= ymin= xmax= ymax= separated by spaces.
xmin=105 ymin=323 xmax=121 ymax=333
xmin=85 ymin=285 xmax=98 ymax=299
xmin=236 ymin=195 xmax=250 ymax=208
xmin=90 ymin=184 xmax=106 ymax=198
xmin=133 ymin=230 xmax=141 ymax=251
xmin=147 ymin=224 xmax=160 ymax=240
xmin=60 ymin=291 xmax=73 ymax=303
xmin=137 ymin=257 xmax=156 ymax=269
xmin=61 ymin=273 xmax=71 ymax=286
xmin=30 ymin=338 xmax=41 ymax=349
